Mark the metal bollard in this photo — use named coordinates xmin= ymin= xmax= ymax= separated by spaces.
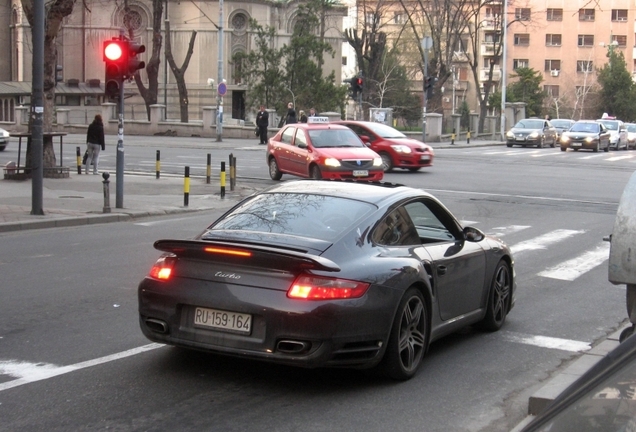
xmin=220 ymin=162 xmax=226 ymax=199
xmin=206 ymin=153 xmax=211 ymax=184
xmin=451 ymin=128 xmax=456 ymax=145
xmin=102 ymin=172 xmax=111 ymax=213
xmin=467 ymin=131 xmax=471 ymax=144
xmin=230 ymin=156 xmax=236 ymax=191
xmin=76 ymin=146 xmax=82 ymax=174
xmin=156 ymin=150 xmax=160 ymax=179
xmin=183 ymin=166 xmax=190 ymax=207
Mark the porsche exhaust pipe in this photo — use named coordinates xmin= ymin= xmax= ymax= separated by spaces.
xmin=145 ymin=318 xmax=168 ymax=334
xmin=276 ymin=340 xmax=311 ymax=354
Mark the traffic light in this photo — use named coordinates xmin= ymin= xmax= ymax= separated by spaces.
xmin=103 ymin=39 xmax=127 ymax=99
xmin=354 ymin=77 xmax=364 ymax=95
xmin=425 ymin=76 xmax=438 ymax=99
xmin=126 ymin=41 xmax=146 ymax=77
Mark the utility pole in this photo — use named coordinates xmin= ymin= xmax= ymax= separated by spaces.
xmin=216 ymin=0 xmax=224 ymax=142
xmin=500 ymin=0 xmax=508 ymax=141
xmin=31 ymin=0 xmax=44 ymax=215
xmin=421 ymin=36 xmax=432 ymax=143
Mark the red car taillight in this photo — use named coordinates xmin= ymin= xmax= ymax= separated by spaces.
xmin=287 ymin=275 xmax=370 ymax=300
xmin=148 ymin=255 xmax=176 ymax=281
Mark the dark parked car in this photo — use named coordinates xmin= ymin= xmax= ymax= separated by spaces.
xmin=335 ymin=120 xmax=435 ymax=172
xmin=521 ymin=332 xmax=636 ymax=432
xmin=550 ymin=119 xmax=576 ymax=140
xmin=560 ymin=120 xmax=610 ymax=152
xmin=138 ymin=181 xmax=516 ymax=380
xmin=506 ymin=118 xmax=558 ymax=148
xmin=266 ymin=118 xmax=383 ymax=181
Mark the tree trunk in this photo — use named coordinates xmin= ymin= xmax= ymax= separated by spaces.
xmin=165 ymin=20 xmax=196 ymax=123
xmin=132 ymin=0 xmax=163 ymax=120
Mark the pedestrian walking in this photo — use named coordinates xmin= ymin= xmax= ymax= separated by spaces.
xmin=299 ymin=110 xmax=308 ymax=123
xmin=256 ymin=105 xmax=269 ymax=145
xmin=85 ymin=114 xmax=105 ymax=175
xmin=309 ymin=108 xmax=317 ymax=117
xmin=285 ymin=102 xmax=297 ymax=125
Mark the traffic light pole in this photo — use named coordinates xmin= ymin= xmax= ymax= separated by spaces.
xmin=116 ymin=60 xmax=125 ymax=209
xmin=422 ymin=50 xmax=428 ymax=144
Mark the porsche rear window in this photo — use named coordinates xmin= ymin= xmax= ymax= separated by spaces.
xmin=209 ymin=193 xmax=375 ymax=241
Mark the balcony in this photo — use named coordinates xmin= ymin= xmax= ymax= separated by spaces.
xmin=480 ymin=68 xmax=502 ymax=81
xmin=480 ymin=43 xmax=496 ymax=56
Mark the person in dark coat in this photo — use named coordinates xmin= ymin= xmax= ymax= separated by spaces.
xmin=256 ymin=105 xmax=269 ymax=145
xmin=85 ymin=114 xmax=105 ymax=175
xmin=299 ymin=110 xmax=308 ymax=123
xmin=285 ymin=102 xmax=297 ymax=124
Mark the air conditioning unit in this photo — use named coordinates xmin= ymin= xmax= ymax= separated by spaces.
xmin=550 ymin=70 xmax=560 ymax=77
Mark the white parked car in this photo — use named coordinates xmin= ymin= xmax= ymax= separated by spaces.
xmin=596 ymin=118 xmax=628 ymax=150
xmin=0 ymin=127 xmax=9 ymax=151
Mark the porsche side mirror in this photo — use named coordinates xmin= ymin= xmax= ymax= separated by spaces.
xmin=463 ymin=226 xmax=485 ymax=242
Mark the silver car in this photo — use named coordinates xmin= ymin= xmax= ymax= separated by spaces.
xmin=506 ymin=119 xmax=558 ymax=148
xmin=596 ymin=119 xmax=628 ymax=150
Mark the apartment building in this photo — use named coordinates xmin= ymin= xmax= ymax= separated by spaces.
xmin=506 ymin=1 xmax=635 ymax=119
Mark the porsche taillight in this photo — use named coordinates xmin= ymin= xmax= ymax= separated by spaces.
xmin=287 ymin=275 xmax=369 ymax=300
xmin=148 ymin=255 xmax=176 ymax=281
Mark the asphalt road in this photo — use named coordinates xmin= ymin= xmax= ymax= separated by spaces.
xmin=1 ymin=141 xmax=635 ymax=431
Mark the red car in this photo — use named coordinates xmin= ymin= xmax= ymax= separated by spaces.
xmin=266 ymin=118 xmax=384 ymax=181
xmin=335 ymin=121 xmax=435 ymax=172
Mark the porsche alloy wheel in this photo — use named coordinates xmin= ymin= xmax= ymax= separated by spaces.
xmin=268 ymin=158 xmax=282 ymax=180
xmin=479 ymin=260 xmax=511 ymax=331
xmin=382 ymin=288 xmax=427 ymax=380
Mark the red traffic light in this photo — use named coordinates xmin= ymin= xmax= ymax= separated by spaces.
xmin=103 ymin=40 xmax=126 ymax=61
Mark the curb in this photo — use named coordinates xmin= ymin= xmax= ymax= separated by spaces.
xmin=510 ymin=326 xmax=626 ymax=431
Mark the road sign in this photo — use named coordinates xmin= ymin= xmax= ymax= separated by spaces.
xmin=218 ymin=82 xmax=227 ymax=96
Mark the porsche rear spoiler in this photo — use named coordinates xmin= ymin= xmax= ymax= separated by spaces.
xmin=153 ymin=239 xmax=341 ymax=272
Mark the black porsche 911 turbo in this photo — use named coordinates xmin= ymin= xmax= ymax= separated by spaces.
xmin=138 ymin=180 xmax=516 ymax=380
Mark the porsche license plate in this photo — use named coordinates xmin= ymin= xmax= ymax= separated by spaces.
xmin=352 ymin=170 xmax=368 ymax=177
xmin=194 ymin=307 xmax=251 ymax=334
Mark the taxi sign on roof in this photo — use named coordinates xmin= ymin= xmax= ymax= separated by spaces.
xmin=307 ymin=116 xmax=329 ymax=124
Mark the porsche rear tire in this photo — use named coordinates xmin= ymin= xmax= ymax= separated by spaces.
xmin=381 ymin=288 xmax=428 ymax=380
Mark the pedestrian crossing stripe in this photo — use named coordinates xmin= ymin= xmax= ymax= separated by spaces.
xmin=538 ymin=242 xmax=610 ymax=281
xmin=510 ymin=229 xmax=584 ymax=255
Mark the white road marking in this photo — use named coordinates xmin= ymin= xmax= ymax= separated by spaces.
xmin=135 ymin=217 xmax=194 ymax=226
xmin=606 ymin=155 xmax=634 ymax=161
xmin=510 ymin=229 xmax=585 ymax=255
xmin=459 ymin=220 xmax=480 ymax=226
xmin=538 ymin=242 xmax=610 ymax=281
xmin=487 ymin=225 xmax=531 ymax=237
xmin=0 ymin=343 xmax=164 ymax=392
xmin=503 ymin=332 xmax=591 ymax=352
xmin=531 ymin=152 xmax=563 ymax=158
xmin=578 ymin=154 xmax=609 ymax=160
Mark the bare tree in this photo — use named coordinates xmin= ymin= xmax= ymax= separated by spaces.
xmin=21 ymin=0 xmax=80 ymax=170
xmin=164 ymin=20 xmax=196 ymax=123
xmin=128 ymin=0 xmax=163 ymax=120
